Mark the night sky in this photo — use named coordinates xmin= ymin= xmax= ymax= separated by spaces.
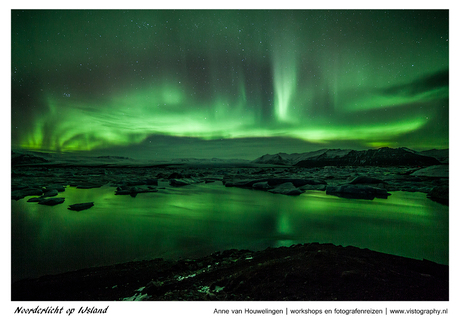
xmin=11 ymin=9 xmax=449 ymax=160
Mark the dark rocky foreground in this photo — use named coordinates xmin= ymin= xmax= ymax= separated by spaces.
xmin=11 ymin=243 xmax=448 ymax=301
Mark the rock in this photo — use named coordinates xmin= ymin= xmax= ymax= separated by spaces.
xmin=340 ymin=270 xmax=362 ymax=279
xmin=411 ymin=165 xmax=449 ymax=178
xmin=299 ymin=184 xmax=327 ymax=191
xmin=121 ymin=179 xmax=158 ymax=186
xmin=76 ymin=182 xmax=105 ymax=189
xmin=45 ymin=184 xmax=66 ymax=192
xmin=225 ymin=178 xmax=326 ymax=189
xmin=252 ymin=181 xmax=271 ymax=190
xmin=224 ymin=179 xmax=259 ymax=188
xmin=11 ymin=187 xmax=44 ymax=200
xmin=156 ymin=173 xmax=169 ymax=179
xmin=326 ymin=184 xmax=390 ymax=200
xmin=268 ymin=178 xmax=327 ymax=187
xmin=68 ymin=202 xmax=94 ymax=211
xmin=348 ymin=176 xmax=385 ymax=185
xmin=268 ymin=182 xmax=303 ymax=196
xmin=27 ymin=197 xmax=45 ymax=202
xmin=169 ymin=178 xmax=202 ymax=187
xmin=43 ymin=189 xmax=59 ymax=197
xmin=115 ymin=186 xmax=158 ymax=197
xmin=168 ymin=172 xmax=184 ymax=179
xmin=38 ymin=198 xmax=65 ymax=206
xmin=115 ymin=189 xmax=134 ymax=196
xmin=145 ymin=179 xmax=158 ymax=185
xmin=427 ymin=185 xmax=449 ymax=205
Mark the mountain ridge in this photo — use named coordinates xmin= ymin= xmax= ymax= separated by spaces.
xmin=12 ymin=147 xmax=448 ymax=167
xmin=253 ymin=147 xmax=447 ymax=167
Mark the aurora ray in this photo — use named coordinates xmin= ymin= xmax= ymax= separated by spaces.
xmin=11 ymin=10 xmax=449 ymax=159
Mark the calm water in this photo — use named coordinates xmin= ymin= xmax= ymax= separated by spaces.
xmin=11 ymin=182 xmax=448 ymax=282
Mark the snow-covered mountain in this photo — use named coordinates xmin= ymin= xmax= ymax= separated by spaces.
xmin=12 ymin=147 xmax=447 ymax=167
xmin=251 ymin=149 xmax=352 ymax=165
xmin=253 ymin=147 xmax=444 ymax=167
xmin=294 ymin=147 xmax=441 ymax=167
xmin=11 ymin=150 xmax=250 ymax=167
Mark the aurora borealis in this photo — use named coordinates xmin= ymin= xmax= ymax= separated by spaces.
xmin=11 ymin=10 xmax=449 ymax=159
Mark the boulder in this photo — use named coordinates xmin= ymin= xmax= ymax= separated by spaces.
xmin=268 ymin=182 xmax=303 ymax=196
xmin=38 ymin=197 xmax=65 ymax=206
xmin=115 ymin=186 xmax=158 ymax=197
xmin=326 ymin=184 xmax=390 ymax=200
xmin=43 ymin=189 xmax=59 ymax=197
xmin=68 ymin=202 xmax=94 ymax=211
xmin=11 ymin=187 xmax=44 ymax=200
xmin=224 ymin=179 xmax=259 ymax=188
xmin=427 ymin=185 xmax=449 ymax=205
xmin=348 ymin=176 xmax=385 ymax=185
xmin=267 ymin=178 xmax=327 ymax=187
xmin=411 ymin=165 xmax=449 ymax=178
xmin=121 ymin=179 xmax=158 ymax=186
xmin=76 ymin=182 xmax=105 ymax=189
xmin=27 ymin=197 xmax=45 ymax=202
xmin=168 ymin=172 xmax=185 ymax=179
xmin=44 ymin=184 xmax=66 ymax=192
xmin=169 ymin=178 xmax=202 ymax=187
xmin=225 ymin=178 xmax=326 ymax=189
xmin=299 ymin=184 xmax=327 ymax=191
xmin=145 ymin=178 xmax=159 ymax=185
xmin=252 ymin=181 xmax=271 ymax=190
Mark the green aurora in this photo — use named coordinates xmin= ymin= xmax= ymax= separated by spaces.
xmin=11 ymin=10 xmax=449 ymax=159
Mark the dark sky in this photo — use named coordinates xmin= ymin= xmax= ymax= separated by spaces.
xmin=11 ymin=9 xmax=449 ymax=160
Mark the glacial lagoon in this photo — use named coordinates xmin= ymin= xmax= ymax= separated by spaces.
xmin=11 ymin=182 xmax=448 ymax=282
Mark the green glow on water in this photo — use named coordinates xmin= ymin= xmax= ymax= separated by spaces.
xmin=11 ymin=183 xmax=448 ymax=281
